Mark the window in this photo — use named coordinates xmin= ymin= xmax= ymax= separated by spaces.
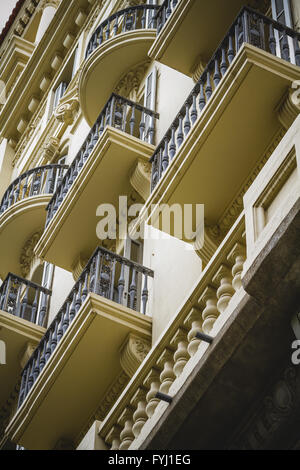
xmin=271 ymin=0 xmax=295 ymax=63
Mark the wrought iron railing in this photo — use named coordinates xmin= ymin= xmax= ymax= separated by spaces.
xmin=150 ymin=6 xmax=300 ymax=191
xmin=46 ymin=93 xmax=159 ymax=226
xmin=0 ymin=273 xmax=51 ymax=327
xmin=17 ymin=246 xmax=154 ymax=408
xmin=86 ymin=4 xmax=159 ymax=58
xmin=0 ymin=165 xmax=68 ymax=216
xmin=156 ymin=0 xmax=180 ymax=35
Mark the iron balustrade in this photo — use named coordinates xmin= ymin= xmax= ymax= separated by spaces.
xmin=156 ymin=0 xmax=179 ymax=35
xmin=85 ymin=4 xmax=160 ymax=58
xmin=0 ymin=273 xmax=51 ymax=327
xmin=0 ymin=165 xmax=68 ymax=216
xmin=17 ymin=245 xmax=154 ymax=408
xmin=46 ymin=93 xmax=159 ymax=226
xmin=150 ymin=6 xmax=300 ymax=191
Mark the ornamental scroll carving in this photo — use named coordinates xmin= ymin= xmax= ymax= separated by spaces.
xmin=20 ymin=231 xmax=43 ymax=278
xmin=120 ymin=333 xmax=151 ymax=378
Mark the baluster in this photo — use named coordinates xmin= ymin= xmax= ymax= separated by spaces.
xmin=157 ymin=349 xmax=176 ymax=395
xmin=212 ymin=265 xmax=235 ymax=315
xmin=20 ymin=286 xmax=29 ymax=319
xmin=75 ymin=281 xmax=82 ymax=312
xmin=22 ymin=365 xmax=31 ymax=402
xmin=220 ymin=46 xmax=228 ymax=76
xmin=45 ymin=330 xmax=52 ymax=362
xmin=199 ymin=80 xmax=206 ymax=111
xmin=144 ymin=369 xmax=161 ymax=418
xmin=131 ymin=388 xmax=148 ymax=439
xmin=213 ymin=56 xmax=221 ymax=86
xmin=33 ymin=348 xmax=41 ymax=382
xmin=129 ymin=268 xmax=137 ymax=310
xmin=99 ymin=113 xmax=105 ymax=136
xmin=228 ymin=34 xmax=235 ymax=64
xmin=14 ymin=178 xmax=21 ymax=203
xmin=118 ymin=408 xmax=135 ymax=450
xmin=293 ymin=36 xmax=300 ymax=66
xmin=139 ymin=112 xmax=145 ymax=140
xmin=98 ymin=26 xmax=103 ymax=46
xmin=18 ymin=369 xmax=27 ymax=407
xmin=199 ymin=287 xmax=219 ymax=335
xmin=30 ymin=289 xmax=39 ymax=324
xmin=184 ymin=307 xmax=203 ymax=358
xmin=106 ymin=426 xmax=121 ymax=451
xmin=269 ymin=24 xmax=276 ymax=56
xmin=27 ymin=360 xmax=35 ymax=392
xmin=57 ymin=312 xmax=64 ymax=343
xmin=141 ymin=6 xmax=146 ymax=29
xmin=39 ymin=339 xmax=47 ymax=372
xmin=130 ymin=106 xmax=136 ymax=135
xmin=8 ymin=186 xmax=14 ymax=208
xmin=105 ymin=20 xmax=110 ymax=41
xmin=177 ymin=114 xmax=184 ymax=147
xmin=39 ymin=292 xmax=48 ymax=327
xmin=141 ymin=274 xmax=149 ymax=315
xmin=69 ymin=292 xmax=77 ymax=322
xmin=149 ymin=115 xmax=155 ymax=144
xmin=113 ymin=15 xmax=118 ymax=35
xmin=162 ymin=137 xmax=169 ymax=172
xmin=51 ymin=319 xmax=59 ymax=353
xmin=184 ymin=102 xmax=191 ymax=135
xmin=282 ymin=30 xmax=290 ymax=61
xmin=118 ymin=262 xmax=125 ymax=304
xmin=191 ymin=92 xmax=198 ymax=125
xmin=227 ymin=242 xmax=246 ymax=292
xmin=171 ymin=328 xmax=189 ymax=378
xmin=205 ymin=71 xmax=212 ymax=100
xmin=93 ymin=250 xmax=102 ymax=295
xmin=62 ymin=301 xmax=71 ymax=333
xmin=92 ymin=121 xmax=100 ymax=146
xmin=166 ymin=0 xmax=172 ymax=18
xmin=81 ymin=272 xmax=89 ymax=303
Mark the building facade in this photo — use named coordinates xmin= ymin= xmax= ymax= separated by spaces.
xmin=0 ymin=0 xmax=299 ymax=450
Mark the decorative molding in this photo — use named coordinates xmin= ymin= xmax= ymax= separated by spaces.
xmin=96 ymin=372 xmax=129 ymax=421
xmin=20 ymin=231 xmax=43 ymax=278
xmin=130 ymin=158 xmax=151 ymax=202
xmin=230 ymin=366 xmax=298 ymax=450
xmin=194 ymin=226 xmax=221 ymax=266
xmin=41 ymin=136 xmax=60 ymax=162
xmin=120 ymin=333 xmax=151 ymax=378
xmin=115 ymin=60 xmax=150 ymax=100
xmin=37 ymin=0 xmax=61 ymax=12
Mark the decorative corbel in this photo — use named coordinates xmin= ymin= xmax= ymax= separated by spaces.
xmin=130 ymin=158 xmax=151 ymax=202
xmin=54 ymin=80 xmax=80 ymax=126
xmin=120 ymin=333 xmax=151 ymax=377
xmin=278 ymin=80 xmax=300 ymax=130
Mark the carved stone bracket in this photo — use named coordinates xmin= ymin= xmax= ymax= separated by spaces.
xmin=40 ymin=136 xmax=60 ymax=162
xmin=194 ymin=224 xmax=222 ymax=266
xmin=19 ymin=342 xmax=37 ymax=369
xmin=278 ymin=82 xmax=300 ymax=130
xmin=120 ymin=334 xmax=151 ymax=378
xmin=20 ymin=231 xmax=43 ymax=278
xmin=115 ymin=61 xmax=150 ymax=101
xmin=54 ymin=79 xmax=80 ymax=126
xmin=130 ymin=158 xmax=151 ymax=202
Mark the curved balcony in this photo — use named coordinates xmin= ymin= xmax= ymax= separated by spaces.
xmin=7 ymin=246 xmax=153 ymax=450
xmin=79 ymin=5 xmax=159 ymax=126
xmin=0 ymin=165 xmax=68 ymax=279
xmin=146 ymin=7 xmax=300 ymax=239
xmin=35 ymin=94 xmax=157 ymax=273
xmin=0 ymin=274 xmax=50 ymax=422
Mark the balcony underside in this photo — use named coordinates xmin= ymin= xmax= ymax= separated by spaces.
xmin=0 ymin=195 xmax=51 ymax=279
xmin=0 ymin=311 xmax=45 ymax=409
xmin=35 ymin=128 xmax=154 ymax=273
xmin=149 ymin=0 xmax=247 ymax=76
xmin=5 ymin=294 xmax=152 ymax=450
xmin=144 ymin=45 xmax=300 ymax=240
xmin=79 ymin=30 xmax=156 ymax=126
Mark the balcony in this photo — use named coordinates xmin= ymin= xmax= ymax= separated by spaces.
xmin=79 ymin=5 xmax=159 ymax=125
xmin=0 ymin=274 xmax=50 ymax=421
xmin=0 ymin=165 xmax=68 ymax=279
xmin=145 ymin=8 xmax=300 ymax=240
xmin=5 ymin=247 xmax=153 ymax=450
xmin=35 ymin=94 xmax=158 ymax=273
xmin=149 ymin=0 xmax=256 ymax=76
